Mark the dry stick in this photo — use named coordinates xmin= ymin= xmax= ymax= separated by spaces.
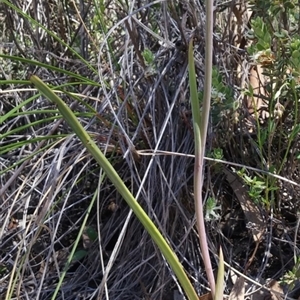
xmin=193 ymin=0 xmax=215 ymax=297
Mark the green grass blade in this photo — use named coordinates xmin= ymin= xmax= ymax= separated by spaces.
xmin=215 ymin=247 xmax=224 ymax=300
xmin=51 ymin=187 xmax=101 ymax=300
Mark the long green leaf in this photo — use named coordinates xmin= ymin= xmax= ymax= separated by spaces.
xmin=30 ymin=75 xmax=198 ymax=300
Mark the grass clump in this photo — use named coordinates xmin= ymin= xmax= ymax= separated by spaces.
xmin=1 ymin=0 xmax=300 ymax=299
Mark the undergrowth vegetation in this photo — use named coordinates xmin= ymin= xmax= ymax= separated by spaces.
xmin=1 ymin=0 xmax=300 ymax=299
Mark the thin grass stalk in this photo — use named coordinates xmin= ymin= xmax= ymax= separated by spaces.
xmin=51 ymin=187 xmax=101 ymax=300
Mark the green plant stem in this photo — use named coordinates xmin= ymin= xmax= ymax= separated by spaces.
xmin=188 ymin=41 xmax=215 ymax=298
xmin=188 ymin=0 xmax=215 ymax=296
xmin=30 ymin=75 xmax=198 ymax=300
xmin=203 ymin=1 xmax=216 ymax=292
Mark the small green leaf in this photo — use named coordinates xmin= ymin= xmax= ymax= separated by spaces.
xmin=142 ymin=48 xmax=155 ymax=66
xmin=257 ymin=42 xmax=268 ymax=51
xmin=292 ymin=50 xmax=300 ymax=59
xmin=274 ymin=31 xmax=286 ymax=38
xmin=284 ymin=1 xmax=295 ymax=9
xmin=85 ymin=226 xmax=97 ymax=241
xmin=72 ymin=250 xmax=87 ymax=262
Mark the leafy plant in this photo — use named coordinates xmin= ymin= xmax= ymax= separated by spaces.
xmin=205 ymin=197 xmax=221 ymax=221
xmin=142 ymin=48 xmax=157 ymax=76
xmin=280 ymin=256 xmax=300 ymax=291
xmin=241 ymin=0 xmax=300 ymax=214
xmin=237 ymin=169 xmax=267 ymax=204
xmin=198 ymin=67 xmax=236 ymax=125
xmin=142 ymin=48 xmax=155 ymax=66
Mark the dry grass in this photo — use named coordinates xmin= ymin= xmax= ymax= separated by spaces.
xmin=1 ymin=0 xmax=300 ymax=299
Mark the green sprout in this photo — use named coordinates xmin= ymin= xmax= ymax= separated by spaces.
xmin=142 ymin=48 xmax=157 ymax=77
xmin=142 ymin=48 xmax=155 ymax=66
xmin=205 ymin=197 xmax=221 ymax=221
